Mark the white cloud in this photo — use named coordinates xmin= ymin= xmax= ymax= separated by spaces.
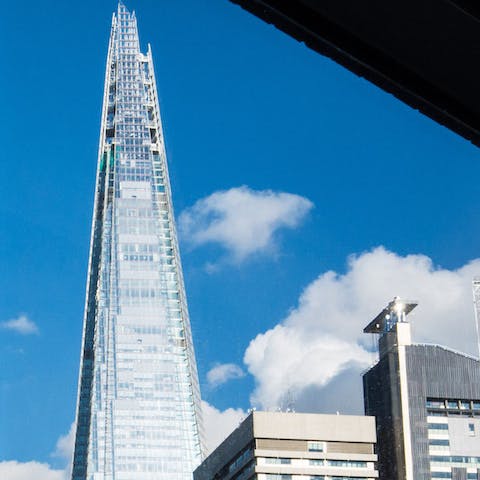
xmin=201 ymin=401 xmax=246 ymax=454
xmin=0 ymin=315 xmax=39 ymax=335
xmin=244 ymin=246 xmax=480 ymax=410
xmin=207 ymin=363 xmax=246 ymax=388
xmin=53 ymin=422 xmax=75 ymax=462
xmin=179 ymin=186 xmax=313 ymax=262
xmin=0 ymin=461 xmax=65 ymax=480
xmin=0 ymin=423 xmax=74 ymax=480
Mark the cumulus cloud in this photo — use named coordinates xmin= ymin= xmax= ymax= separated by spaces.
xmin=207 ymin=363 xmax=246 ymax=388
xmin=201 ymin=401 xmax=246 ymax=454
xmin=53 ymin=422 xmax=75 ymax=462
xmin=0 ymin=461 xmax=65 ymax=480
xmin=179 ymin=186 xmax=313 ymax=263
xmin=0 ymin=423 xmax=74 ymax=480
xmin=0 ymin=315 xmax=39 ymax=335
xmin=244 ymin=246 xmax=480 ymax=410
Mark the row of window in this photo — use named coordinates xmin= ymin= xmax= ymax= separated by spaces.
xmin=114 ymin=102 xmax=145 ymax=110
xmin=116 ymin=220 xmax=170 ymax=235
xmin=118 ymin=58 xmax=139 ymax=65
xmin=429 ymin=439 xmax=450 ymax=446
xmin=116 ymin=132 xmax=150 ymax=140
xmin=108 ymin=463 xmax=189 ymax=473
xmin=116 ymin=125 xmax=150 ymax=133
xmin=117 ymin=288 xmax=178 ymax=299
xmin=116 ymin=148 xmax=151 ymax=157
xmin=117 ymin=208 xmax=165 ymax=218
xmin=428 ymin=421 xmax=476 ymax=435
xmin=430 ymin=455 xmax=480 ymax=464
xmin=117 ymin=218 xmax=170 ymax=230
xmin=117 ymin=27 xmax=136 ymax=34
xmin=116 ymin=174 xmax=152 ymax=183
xmin=122 ymin=254 xmax=154 ymax=262
xmin=116 ymin=93 xmax=143 ymax=102
xmin=431 ymin=472 xmax=478 ymax=479
xmin=264 ymin=458 xmax=367 ymax=468
xmin=428 ymin=423 xmax=449 ymax=430
xmin=117 ymin=162 xmax=153 ymax=171
xmin=118 ymin=278 xmax=176 ymax=289
xmin=118 ymin=325 xmax=183 ymax=335
xmin=116 ymin=345 xmax=185 ymax=355
xmin=262 ymin=476 xmax=370 ymax=480
xmin=113 ymin=74 xmax=142 ymax=82
xmin=118 ymin=296 xmax=178 ymax=307
xmin=118 ymin=117 xmax=147 ymax=125
xmin=117 ymin=42 xmax=138 ymax=48
xmin=427 ymin=399 xmax=480 ymax=411
xmin=219 ymin=445 xmax=253 ymax=478
xmin=229 ymin=448 xmax=253 ymax=473
xmin=308 ymin=441 xmax=325 ymax=452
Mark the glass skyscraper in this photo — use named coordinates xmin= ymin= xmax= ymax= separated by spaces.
xmin=71 ymin=3 xmax=204 ymax=479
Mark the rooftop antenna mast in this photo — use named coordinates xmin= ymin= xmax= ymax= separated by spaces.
xmin=471 ymin=278 xmax=480 ymax=358
xmin=363 ymin=296 xmax=418 ymax=336
xmin=284 ymin=387 xmax=296 ymax=413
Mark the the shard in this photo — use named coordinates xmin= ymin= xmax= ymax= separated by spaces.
xmin=71 ymin=3 xmax=204 ymax=479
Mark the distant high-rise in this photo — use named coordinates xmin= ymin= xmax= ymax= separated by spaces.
xmin=363 ymin=298 xmax=480 ymax=480
xmin=71 ymin=3 xmax=204 ymax=479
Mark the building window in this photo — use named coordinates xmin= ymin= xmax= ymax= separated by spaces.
xmin=427 ymin=399 xmax=446 ymax=409
xmin=327 ymin=460 xmax=367 ymax=468
xmin=226 ymin=446 xmax=253 ymax=474
xmin=330 ymin=477 xmax=370 ymax=480
xmin=429 ymin=439 xmax=450 ymax=446
xmin=428 ymin=423 xmax=449 ymax=431
xmin=236 ymin=461 xmax=255 ymax=480
xmin=308 ymin=441 xmax=325 ymax=452
xmin=265 ymin=458 xmax=291 ymax=464
xmin=427 ymin=397 xmax=480 ymax=418
xmin=469 ymin=423 xmax=475 ymax=436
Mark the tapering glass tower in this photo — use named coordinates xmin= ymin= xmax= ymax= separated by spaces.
xmin=71 ymin=4 xmax=204 ymax=479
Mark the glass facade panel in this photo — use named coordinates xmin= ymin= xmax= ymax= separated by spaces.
xmin=71 ymin=3 xmax=204 ymax=479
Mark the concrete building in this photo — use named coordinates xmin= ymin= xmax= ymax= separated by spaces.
xmin=194 ymin=411 xmax=378 ymax=480
xmin=363 ymin=298 xmax=480 ymax=480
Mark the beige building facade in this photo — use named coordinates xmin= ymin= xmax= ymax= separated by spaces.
xmin=194 ymin=411 xmax=378 ymax=480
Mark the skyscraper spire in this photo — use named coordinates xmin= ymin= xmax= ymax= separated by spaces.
xmin=71 ymin=4 xmax=204 ymax=479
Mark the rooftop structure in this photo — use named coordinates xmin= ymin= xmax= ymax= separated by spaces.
xmin=363 ymin=296 xmax=417 ymax=335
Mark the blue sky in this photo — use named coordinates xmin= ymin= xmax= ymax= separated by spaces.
xmin=1 ymin=0 xmax=480 ymax=477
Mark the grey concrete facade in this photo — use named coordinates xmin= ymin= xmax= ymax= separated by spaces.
xmin=364 ymin=321 xmax=480 ymax=480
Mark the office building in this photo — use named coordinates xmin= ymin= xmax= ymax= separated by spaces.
xmin=363 ymin=298 xmax=480 ymax=480
xmin=194 ymin=411 xmax=378 ymax=480
xmin=71 ymin=3 xmax=204 ymax=479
